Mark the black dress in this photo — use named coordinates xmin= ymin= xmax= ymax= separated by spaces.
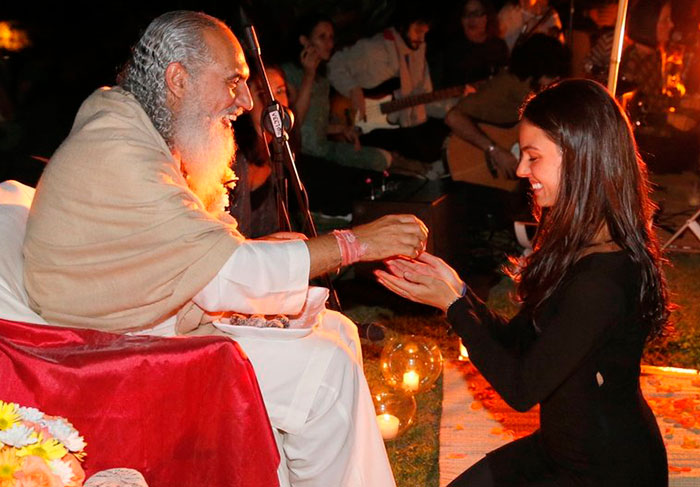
xmin=447 ymin=251 xmax=668 ymax=486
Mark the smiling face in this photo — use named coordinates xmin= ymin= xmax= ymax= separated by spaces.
xmin=189 ymin=28 xmax=253 ymax=128
xmin=172 ymin=27 xmax=253 ymax=212
xmin=516 ymin=119 xmax=563 ymax=208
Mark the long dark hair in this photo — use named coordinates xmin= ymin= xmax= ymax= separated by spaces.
xmin=513 ymin=79 xmax=670 ymax=339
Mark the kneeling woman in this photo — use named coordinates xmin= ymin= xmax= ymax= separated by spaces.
xmin=376 ymin=79 xmax=669 ymax=486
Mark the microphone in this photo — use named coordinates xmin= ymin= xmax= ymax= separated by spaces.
xmin=355 ymin=322 xmax=387 ymax=342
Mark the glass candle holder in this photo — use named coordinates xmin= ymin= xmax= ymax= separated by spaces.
xmin=371 ymin=384 xmax=417 ymax=441
xmin=380 ymin=335 xmax=443 ymax=394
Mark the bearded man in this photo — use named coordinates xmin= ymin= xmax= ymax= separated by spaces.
xmin=23 ymin=11 xmax=428 ymax=487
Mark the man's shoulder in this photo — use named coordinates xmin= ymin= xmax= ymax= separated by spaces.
xmin=468 ymin=71 xmax=527 ymax=100
xmin=47 ymin=86 xmax=175 ymax=186
xmin=73 ymin=87 xmax=157 ymax=137
xmin=337 ymin=30 xmax=392 ymax=56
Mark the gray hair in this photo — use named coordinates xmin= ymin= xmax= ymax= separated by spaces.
xmin=117 ymin=11 xmax=227 ymax=145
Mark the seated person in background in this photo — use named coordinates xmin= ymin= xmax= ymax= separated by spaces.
xmin=282 ymin=15 xmax=392 ymax=174
xmin=498 ymin=0 xmax=564 ymax=52
xmin=429 ymin=0 xmax=509 ymax=89
xmin=445 ymin=34 xmax=570 ymax=179
xmin=571 ymin=0 xmax=619 ymax=78
xmin=228 ymin=66 xmax=285 ymax=238
xmin=620 ymin=0 xmax=674 ymax=126
xmin=280 ymin=16 xmax=398 ymax=216
xmin=620 ymin=0 xmax=699 ymax=172
xmin=23 ymin=11 xmax=431 ymax=487
xmin=327 ymin=2 xmax=451 ymax=171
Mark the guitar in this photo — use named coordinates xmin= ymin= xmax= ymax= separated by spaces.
xmin=333 ymin=85 xmax=467 ymax=134
xmin=444 ymin=123 xmax=521 ymax=192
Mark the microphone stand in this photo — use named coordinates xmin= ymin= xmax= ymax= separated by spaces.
xmin=240 ymin=14 xmax=342 ymax=312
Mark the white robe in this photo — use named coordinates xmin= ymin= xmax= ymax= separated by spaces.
xmin=139 ymin=240 xmax=396 ymax=487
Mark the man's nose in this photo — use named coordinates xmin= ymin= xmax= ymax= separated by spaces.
xmin=236 ymin=82 xmax=254 ymax=112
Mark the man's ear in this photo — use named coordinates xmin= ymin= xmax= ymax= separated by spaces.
xmin=165 ymin=62 xmax=189 ymax=101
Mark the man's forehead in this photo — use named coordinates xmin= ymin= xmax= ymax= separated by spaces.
xmin=204 ymin=27 xmax=250 ymax=79
xmin=231 ymin=37 xmax=250 ymax=79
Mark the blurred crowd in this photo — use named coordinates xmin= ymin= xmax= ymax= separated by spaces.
xmin=1 ymin=0 xmax=699 ymax=232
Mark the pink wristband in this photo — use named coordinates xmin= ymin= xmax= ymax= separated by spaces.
xmin=332 ymin=229 xmax=368 ymax=267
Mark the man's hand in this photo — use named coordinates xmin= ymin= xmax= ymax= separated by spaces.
xmin=490 ymin=146 xmax=519 ymax=179
xmin=353 ymin=214 xmax=428 ymax=261
xmin=350 ymin=86 xmax=367 ymax=123
xmin=305 ymin=214 xmax=427 ymax=279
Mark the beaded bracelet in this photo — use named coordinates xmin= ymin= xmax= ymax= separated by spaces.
xmin=332 ymin=229 xmax=368 ymax=267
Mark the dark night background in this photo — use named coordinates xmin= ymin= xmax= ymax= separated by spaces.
xmin=1 ymin=0 xmax=699 ymax=185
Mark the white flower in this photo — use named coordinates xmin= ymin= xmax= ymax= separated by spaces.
xmin=45 ymin=418 xmax=85 ymax=451
xmin=49 ymin=458 xmax=75 ymax=485
xmin=17 ymin=406 xmax=43 ymax=422
xmin=0 ymin=423 xmax=38 ymax=447
xmin=63 ymin=431 xmax=86 ymax=452
xmin=44 ymin=418 xmax=75 ymax=443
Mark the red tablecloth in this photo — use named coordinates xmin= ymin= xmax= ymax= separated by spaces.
xmin=0 ymin=318 xmax=279 ymax=487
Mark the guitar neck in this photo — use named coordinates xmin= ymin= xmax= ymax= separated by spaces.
xmin=379 ymin=85 xmax=464 ymax=114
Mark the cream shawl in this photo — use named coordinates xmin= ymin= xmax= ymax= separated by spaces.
xmin=23 ymin=87 xmax=242 ymax=333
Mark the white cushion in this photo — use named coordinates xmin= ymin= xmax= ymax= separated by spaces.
xmin=0 ymin=180 xmax=47 ymax=324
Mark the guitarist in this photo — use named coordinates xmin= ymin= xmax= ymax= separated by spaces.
xmin=446 ymin=34 xmax=570 ymax=181
xmin=327 ymin=2 xmax=452 ymax=170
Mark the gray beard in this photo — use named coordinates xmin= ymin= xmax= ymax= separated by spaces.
xmin=172 ymin=98 xmax=236 ymax=213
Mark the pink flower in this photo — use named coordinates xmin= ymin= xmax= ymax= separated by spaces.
xmin=13 ymin=456 xmax=62 ymax=487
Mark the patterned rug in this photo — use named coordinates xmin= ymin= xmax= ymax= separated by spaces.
xmin=439 ymin=360 xmax=700 ymax=486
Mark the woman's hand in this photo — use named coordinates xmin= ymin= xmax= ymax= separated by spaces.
xmin=385 ymin=253 xmax=465 ymax=293
xmin=300 ymin=45 xmax=321 ymax=76
xmin=375 ymin=263 xmax=462 ymax=312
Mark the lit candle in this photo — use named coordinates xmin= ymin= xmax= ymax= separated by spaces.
xmin=403 ymin=370 xmax=420 ymax=392
xmin=376 ymin=413 xmax=400 ymax=440
xmin=459 ymin=341 xmax=469 ymax=361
